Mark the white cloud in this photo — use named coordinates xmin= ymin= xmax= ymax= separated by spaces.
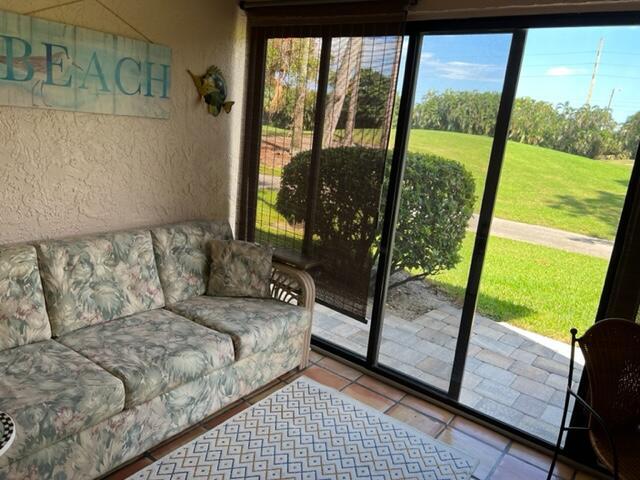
xmin=545 ymin=66 xmax=585 ymax=77
xmin=420 ymin=53 xmax=504 ymax=82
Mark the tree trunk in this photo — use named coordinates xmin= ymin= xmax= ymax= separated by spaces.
xmin=291 ymin=38 xmax=311 ymax=153
xmin=266 ymin=39 xmax=291 ymax=119
xmin=380 ymin=37 xmax=403 ymax=148
xmin=343 ymin=39 xmax=363 ymax=146
xmin=322 ymin=38 xmax=362 ymax=147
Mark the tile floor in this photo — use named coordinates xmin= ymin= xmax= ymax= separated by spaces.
xmin=313 ymin=303 xmax=584 ymax=444
xmin=103 ymin=350 xmax=598 ymax=480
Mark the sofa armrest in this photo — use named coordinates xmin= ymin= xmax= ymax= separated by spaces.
xmin=270 ymin=262 xmax=316 ymax=312
xmin=270 ymin=262 xmax=315 ymax=369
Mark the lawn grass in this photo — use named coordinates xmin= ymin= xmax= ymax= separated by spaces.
xmin=255 ymin=128 xmax=627 ymax=341
xmin=259 ymin=164 xmax=283 ymax=177
xmin=256 ymin=187 xmax=607 ymax=340
xmin=431 ymin=232 xmax=609 ymax=341
xmin=255 ymin=189 xmax=303 ymax=251
xmin=259 ymin=128 xmax=631 ymax=239
xmin=407 ymin=130 xmax=632 ymax=240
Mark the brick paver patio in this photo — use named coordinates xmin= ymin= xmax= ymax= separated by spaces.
xmin=313 ymin=302 xmax=583 ymax=444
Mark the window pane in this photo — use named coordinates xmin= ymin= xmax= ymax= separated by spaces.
xmin=311 ymin=35 xmax=404 ymax=356
xmin=459 ymin=26 xmax=639 ymax=443
xmin=377 ymin=33 xmax=513 ymax=391
xmin=255 ymin=37 xmax=322 ymax=251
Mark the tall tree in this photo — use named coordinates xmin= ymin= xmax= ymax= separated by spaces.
xmin=265 ymin=39 xmax=292 ymax=122
xmin=323 ymin=38 xmax=363 ymax=147
xmin=343 ymin=41 xmax=363 ymax=146
xmin=291 ymin=38 xmax=311 ymax=153
xmin=380 ymin=37 xmax=403 ymax=148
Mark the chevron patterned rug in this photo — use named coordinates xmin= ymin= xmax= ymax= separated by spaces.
xmin=130 ymin=377 xmax=478 ymax=480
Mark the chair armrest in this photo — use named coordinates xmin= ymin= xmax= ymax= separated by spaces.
xmin=270 ymin=262 xmax=316 ymax=314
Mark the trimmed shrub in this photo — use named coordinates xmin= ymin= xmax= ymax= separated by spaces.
xmin=390 ymin=151 xmax=475 ymax=284
xmin=275 ymin=146 xmax=475 ymax=286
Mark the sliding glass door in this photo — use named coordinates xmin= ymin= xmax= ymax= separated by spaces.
xmin=458 ymin=25 xmax=639 ymax=443
xmin=247 ymin=27 xmax=405 ymax=359
xmin=378 ymin=33 xmax=513 ymax=393
xmin=242 ymin=16 xmax=640 ymax=455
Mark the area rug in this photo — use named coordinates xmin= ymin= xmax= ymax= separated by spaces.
xmin=129 ymin=377 xmax=478 ymax=479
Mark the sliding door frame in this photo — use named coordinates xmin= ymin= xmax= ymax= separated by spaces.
xmin=239 ymin=10 xmax=640 ymax=466
xmin=448 ymin=29 xmax=527 ymax=398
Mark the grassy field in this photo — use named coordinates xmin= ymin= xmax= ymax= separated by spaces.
xmin=430 ymin=233 xmax=609 ymax=341
xmin=260 ymin=128 xmax=632 ymax=239
xmin=407 ymin=130 xmax=632 ymax=240
xmin=256 ymin=128 xmax=631 ymax=340
xmin=257 ymin=186 xmax=608 ymax=340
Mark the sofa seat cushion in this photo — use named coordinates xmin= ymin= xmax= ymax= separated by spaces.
xmin=167 ymin=296 xmax=311 ymax=360
xmin=0 ymin=340 xmax=125 ymax=465
xmin=58 ymin=309 xmax=235 ymax=409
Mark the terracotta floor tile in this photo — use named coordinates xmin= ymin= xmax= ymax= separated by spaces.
xmin=247 ymin=381 xmax=287 ymax=404
xmin=489 ymin=454 xmax=551 ymax=480
xmin=356 ymin=375 xmax=405 ymax=401
xmin=148 ymin=425 xmax=207 ymax=459
xmin=317 ymin=357 xmax=363 ymax=380
xmin=309 ymin=350 xmax=325 ymax=363
xmin=450 ymin=416 xmax=510 ymax=451
xmin=302 ymin=365 xmax=351 ymax=390
xmin=387 ymin=404 xmax=445 ymax=437
xmin=342 ymin=383 xmax=396 ymax=411
xmin=201 ymin=401 xmax=251 ymax=430
xmin=103 ymin=456 xmax=152 ymax=480
xmin=400 ymin=394 xmax=455 ymax=424
xmin=437 ymin=427 xmax=503 ymax=480
xmin=508 ymin=442 xmax=574 ymax=479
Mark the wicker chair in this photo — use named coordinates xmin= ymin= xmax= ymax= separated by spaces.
xmin=547 ymin=319 xmax=640 ymax=480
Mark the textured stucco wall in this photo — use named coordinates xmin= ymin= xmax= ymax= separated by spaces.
xmin=0 ymin=0 xmax=246 ymax=244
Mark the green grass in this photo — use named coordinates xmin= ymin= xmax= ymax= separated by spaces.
xmin=407 ymin=130 xmax=632 ymax=240
xmin=256 ymin=189 xmax=303 ymax=251
xmin=256 ymin=186 xmax=607 ymax=340
xmin=255 ymin=129 xmax=628 ymax=340
xmin=259 ymin=127 xmax=631 ymax=239
xmin=431 ymin=233 xmax=609 ymax=341
xmin=259 ymin=164 xmax=283 ymax=177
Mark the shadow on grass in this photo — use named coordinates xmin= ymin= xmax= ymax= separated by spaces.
xmin=549 ymin=190 xmax=626 ymax=239
xmin=256 ymin=228 xmax=303 ymax=252
xmin=430 ymin=281 xmax=535 ymax=323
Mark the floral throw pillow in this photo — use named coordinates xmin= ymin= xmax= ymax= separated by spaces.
xmin=207 ymin=240 xmax=273 ymax=298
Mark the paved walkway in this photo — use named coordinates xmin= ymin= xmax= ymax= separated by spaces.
xmin=470 ymin=214 xmax=613 ymax=258
xmin=313 ymin=302 xmax=583 ymax=444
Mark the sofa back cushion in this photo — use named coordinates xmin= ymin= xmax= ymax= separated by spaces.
xmin=151 ymin=221 xmax=233 ymax=305
xmin=37 ymin=230 xmax=165 ymax=336
xmin=0 ymin=245 xmax=51 ymax=350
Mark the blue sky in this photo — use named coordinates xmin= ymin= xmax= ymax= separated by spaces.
xmin=406 ymin=26 xmax=640 ymax=123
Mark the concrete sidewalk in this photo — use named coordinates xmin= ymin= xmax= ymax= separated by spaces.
xmin=469 ymin=214 xmax=613 ymax=259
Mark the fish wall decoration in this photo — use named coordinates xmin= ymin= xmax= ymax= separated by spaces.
xmin=187 ymin=65 xmax=234 ymax=116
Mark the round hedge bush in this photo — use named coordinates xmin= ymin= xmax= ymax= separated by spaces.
xmin=275 ymin=146 xmax=475 ymax=285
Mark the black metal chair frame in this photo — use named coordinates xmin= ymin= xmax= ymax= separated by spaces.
xmin=547 ymin=327 xmax=619 ymax=480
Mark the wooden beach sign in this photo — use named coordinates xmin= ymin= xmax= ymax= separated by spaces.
xmin=0 ymin=9 xmax=171 ymax=119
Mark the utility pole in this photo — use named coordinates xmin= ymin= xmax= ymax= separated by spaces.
xmin=607 ymin=87 xmax=621 ymax=110
xmin=585 ymin=37 xmax=604 ymax=105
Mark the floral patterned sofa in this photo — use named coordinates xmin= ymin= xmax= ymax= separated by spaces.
xmin=0 ymin=221 xmax=314 ymax=480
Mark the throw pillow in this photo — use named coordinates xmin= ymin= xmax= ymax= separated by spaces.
xmin=208 ymin=240 xmax=273 ymax=298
